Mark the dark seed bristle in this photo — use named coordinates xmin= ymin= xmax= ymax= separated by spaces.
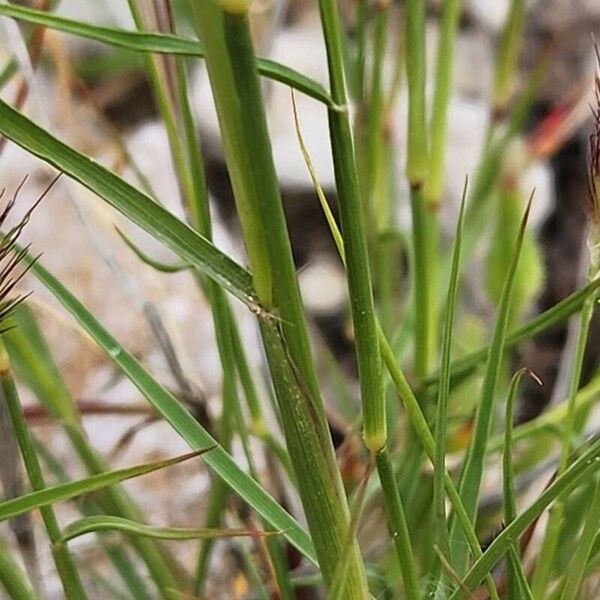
xmin=588 ymin=45 xmax=600 ymax=223
xmin=0 ymin=173 xmax=60 ymax=329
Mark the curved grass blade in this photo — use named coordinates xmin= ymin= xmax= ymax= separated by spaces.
xmin=0 ymin=99 xmax=257 ymax=310
xmin=0 ymin=4 xmax=333 ymax=107
xmin=486 ymin=371 xmax=600 ymax=453
xmin=503 ymin=368 xmax=540 ymax=599
xmin=448 ymin=433 xmax=600 ymax=598
xmin=0 ymin=451 xmax=203 ymax=523
xmin=503 ymin=369 xmax=541 ymax=524
xmin=33 ymin=437 xmax=151 ymax=600
xmin=290 ymin=91 xmax=344 ymax=259
xmin=449 ymin=193 xmax=534 ymax=573
xmin=61 ymin=515 xmax=276 ymax=543
xmin=115 ymin=228 xmax=191 ymax=274
xmin=22 ymin=254 xmax=316 ymax=564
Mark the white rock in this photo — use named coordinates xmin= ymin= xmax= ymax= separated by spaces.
xmin=466 ymin=0 xmax=512 ymax=33
xmin=299 ymin=257 xmax=347 ymax=315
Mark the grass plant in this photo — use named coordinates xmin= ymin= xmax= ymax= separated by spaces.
xmin=0 ymin=1 xmax=599 ymax=598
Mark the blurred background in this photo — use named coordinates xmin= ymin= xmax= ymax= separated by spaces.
xmin=1 ymin=0 xmax=600 ymax=597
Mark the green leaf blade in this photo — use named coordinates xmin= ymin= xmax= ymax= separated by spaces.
xmin=449 ymin=194 xmax=535 ymax=574
xmin=61 ymin=515 xmax=275 ymax=543
xmin=0 ymin=99 xmax=257 ymax=310
xmin=0 ymin=4 xmax=333 ymax=106
xmin=0 ymin=452 xmax=203 ymax=523
xmin=22 ymin=255 xmax=316 ymax=564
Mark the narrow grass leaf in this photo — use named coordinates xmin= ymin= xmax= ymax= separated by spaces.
xmin=23 ymin=254 xmax=316 ymax=563
xmin=506 ymin=546 xmax=534 ymax=600
xmin=503 ymin=369 xmax=541 ymax=524
xmin=115 ymin=228 xmax=191 ymax=274
xmin=434 ymin=180 xmax=467 ymax=564
xmin=0 ymin=4 xmax=333 ymax=107
xmin=61 ymin=515 xmax=276 ymax=543
xmin=450 ymin=193 xmax=534 ymax=573
xmin=0 ymin=452 xmax=203 ymax=522
xmin=291 ymin=91 xmax=344 ymax=260
xmin=0 ymin=99 xmax=258 ymax=310
xmin=4 ymin=305 xmax=182 ymax=598
xmin=486 ymin=371 xmax=600 ymax=453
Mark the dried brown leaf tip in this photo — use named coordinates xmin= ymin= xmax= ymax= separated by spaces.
xmin=0 ymin=173 xmax=60 ymax=331
xmin=588 ymin=45 xmax=600 ymax=224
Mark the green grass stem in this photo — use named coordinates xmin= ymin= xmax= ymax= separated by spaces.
xmin=318 ymin=0 xmax=387 ymax=453
xmin=492 ymin=0 xmax=526 ymax=120
xmin=5 ymin=306 xmax=183 ymax=597
xmin=0 ymin=534 xmax=39 ymax=600
xmin=424 ymin=0 xmax=461 ymax=207
xmin=191 ymin=3 xmax=368 ymax=593
xmin=0 ymin=339 xmax=87 ymax=600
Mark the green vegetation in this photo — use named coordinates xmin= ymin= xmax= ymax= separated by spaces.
xmin=0 ymin=1 xmax=598 ymax=598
